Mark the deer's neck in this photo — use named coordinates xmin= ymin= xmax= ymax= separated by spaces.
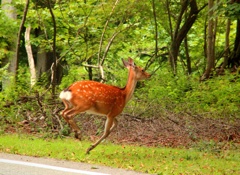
xmin=123 ymin=69 xmax=138 ymax=103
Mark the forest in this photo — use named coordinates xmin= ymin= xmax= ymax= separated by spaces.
xmin=0 ymin=0 xmax=240 ymax=148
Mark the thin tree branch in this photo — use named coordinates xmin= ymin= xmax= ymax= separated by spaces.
xmin=15 ymin=0 xmax=30 ymax=82
xmin=145 ymin=0 xmax=158 ymax=70
xmin=97 ymin=0 xmax=119 ymax=80
xmin=47 ymin=0 xmax=57 ymax=95
xmin=174 ymin=0 xmax=188 ymax=40
xmin=166 ymin=0 xmax=173 ymax=41
xmin=82 ymin=64 xmax=99 ymax=68
xmin=25 ymin=26 xmax=37 ymax=87
xmin=100 ymin=24 xmax=134 ymax=66
xmin=101 ymin=31 xmax=120 ymax=66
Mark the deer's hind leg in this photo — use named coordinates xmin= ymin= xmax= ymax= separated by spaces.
xmin=61 ymin=99 xmax=72 ymax=117
xmin=62 ymin=103 xmax=92 ymax=140
xmin=60 ymin=99 xmax=80 ymax=138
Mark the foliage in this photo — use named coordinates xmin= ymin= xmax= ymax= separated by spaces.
xmin=1 ymin=0 xmax=238 ymax=79
xmin=0 ymin=0 xmax=240 ymax=166
xmin=0 ymin=65 xmax=57 ymax=133
xmin=0 ymin=9 xmax=18 ymax=61
xmin=139 ymin=68 xmax=240 ymax=118
xmin=217 ymin=1 xmax=240 ymax=20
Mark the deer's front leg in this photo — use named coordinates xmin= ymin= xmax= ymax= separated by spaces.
xmin=86 ymin=117 xmax=114 ymax=154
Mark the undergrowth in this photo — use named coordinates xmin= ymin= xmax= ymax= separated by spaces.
xmin=0 ymin=67 xmax=239 ymax=151
xmin=139 ymin=70 xmax=240 ymax=119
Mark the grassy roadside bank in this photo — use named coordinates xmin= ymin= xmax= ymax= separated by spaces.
xmin=0 ymin=134 xmax=239 ymax=174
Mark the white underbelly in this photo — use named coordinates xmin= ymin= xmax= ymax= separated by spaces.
xmin=85 ymin=109 xmax=107 ymax=116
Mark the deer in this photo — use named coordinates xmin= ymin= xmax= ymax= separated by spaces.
xmin=59 ymin=57 xmax=151 ymax=154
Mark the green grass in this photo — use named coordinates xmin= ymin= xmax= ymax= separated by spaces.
xmin=0 ymin=134 xmax=239 ymax=175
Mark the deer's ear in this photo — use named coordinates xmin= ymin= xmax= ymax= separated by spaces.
xmin=122 ymin=58 xmax=129 ymax=68
xmin=122 ymin=58 xmax=135 ymax=68
xmin=128 ymin=57 xmax=133 ymax=63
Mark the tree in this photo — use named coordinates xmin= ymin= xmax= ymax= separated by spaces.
xmin=26 ymin=0 xmax=63 ymax=90
xmin=228 ymin=0 xmax=240 ymax=70
xmin=201 ymin=0 xmax=216 ymax=80
xmin=25 ymin=26 xmax=36 ymax=87
xmin=47 ymin=0 xmax=57 ymax=95
xmin=167 ymin=0 xmax=206 ymax=75
xmin=1 ymin=0 xmax=17 ymax=89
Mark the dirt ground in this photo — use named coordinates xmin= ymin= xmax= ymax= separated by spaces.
xmin=80 ymin=114 xmax=240 ymax=147
xmin=9 ymin=112 xmax=240 ymax=149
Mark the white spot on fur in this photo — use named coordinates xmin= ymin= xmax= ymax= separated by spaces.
xmin=59 ymin=91 xmax=72 ymax=101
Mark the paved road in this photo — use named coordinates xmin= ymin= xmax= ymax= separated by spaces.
xmin=0 ymin=153 xmax=149 ymax=175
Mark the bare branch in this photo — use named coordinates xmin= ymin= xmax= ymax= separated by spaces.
xmin=97 ymin=0 xmax=120 ymax=80
xmin=82 ymin=64 xmax=99 ymax=68
xmin=15 ymin=0 xmax=30 ymax=82
xmin=47 ymin=0 xmax=57 ymax=95
xmin=25 ymin=26 xmax=37 ymax=87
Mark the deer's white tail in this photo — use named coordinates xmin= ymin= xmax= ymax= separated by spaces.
xmin=59 ymin=90 xmax=72 ymax=101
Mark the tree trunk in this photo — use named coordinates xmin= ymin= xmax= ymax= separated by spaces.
xmin=217 ymin=19 xmax=231 ymax=75
xmin=184 ymin=37 xmax=192 ymax=74
xmin=218 ymin=0 xmax=240 ymax=73
xmin=229 ymin=19 xmax=240 ymax=70
xmin=36 ymin=49 xmax=49 ymax=79
xmin=14 ymin=0 xmax=30 ymax=82
xmin=47 ymin=0 xmax=57 ymax=95
xmin=201 ymin=0 xmax=215 ymax=80
xmin=152 ymin=0 xmax=158 ymax=66
xmin=224 ymin=19 xmax=231 ymax=65
xmin=25 ymin=26 xmax=37 ymax=87
xmin=1 ymin=0 xmax=17 ymax=90
xmin=87 ymin=58 xmax=93 ymax=80
xmin=168 ymin=0 xmax=202 ymax=75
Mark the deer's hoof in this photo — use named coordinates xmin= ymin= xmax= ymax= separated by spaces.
xmin=86 ymin=145 xmax=95 ymax=154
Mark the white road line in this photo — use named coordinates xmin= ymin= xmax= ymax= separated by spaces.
xmin=0 ymin=158 xmax=110 ymax=175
